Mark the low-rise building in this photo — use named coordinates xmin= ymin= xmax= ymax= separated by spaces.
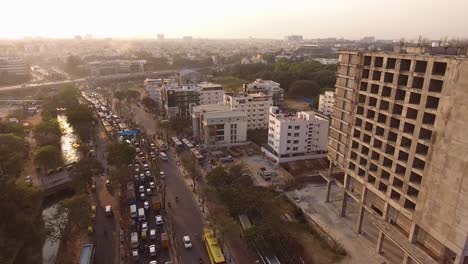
xmin=244 ymin=79 xmax=284 ymax=105
xmin=88 ymin=60 xmax=146 ymax=76
xmin=318 ymin=91 xmax=335 ymax=115
xmin=0 ymin=57 xmax=30 ymax=84
xmin=262 ymin=106 xmax=329 ymax=163
xmin=191 ymin=104 xmax=247 ymax=147
xmin=224 ymin=93 xmax=273 ymax=130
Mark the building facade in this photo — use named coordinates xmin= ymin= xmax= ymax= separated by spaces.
xmin=88 ymin=60 xmax=146 ymax=76
xmin=191 ymin=104 xmax=247 ymax=147
xmin=0 ymin=57 xmax=30 ymax=84
xmin=244 ymin=79 xmax=284 ymax=105
xmin=318 ymin=91 xmax=335 ymax=116
xmin=198 ymin=82 xmax=224 ymax=105
xmin=164 ymin=84 xmax=200 ymax=119
xmin=144 ymin=78 xmax=177 ymax=109
xmin=328 ymin=49 xmax=468 ymax=264
xmin=262 ymin=106 xmax=328 ymax=163
xmin=224 ymin=93 xmax=273 ymax=130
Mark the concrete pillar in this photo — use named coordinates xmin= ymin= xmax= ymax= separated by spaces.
xmin=402 ymin=253 xmax=411 ymax=264
xmin=355 ymin=205 xmax=365 ymax=234
xmin=376 ymin=231 xmax=385 ymax=254
xmin=325 ymin=181 xmax=332 ymax=202
xmin=340 ymin=192 xmax=348 ymax=217
xmin=408 ymin=223 xmax=418 ymax=243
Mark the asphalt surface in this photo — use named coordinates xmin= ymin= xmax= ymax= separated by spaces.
xmin=130 ymin=103 xmax=210 ymax=264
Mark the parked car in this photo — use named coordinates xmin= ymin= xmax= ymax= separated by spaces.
xmin=155 ymin=215 xmax=163 ymax=225
xmin=183 ymin=236 xmax=192 ymax=249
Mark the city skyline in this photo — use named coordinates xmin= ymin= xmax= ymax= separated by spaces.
xmin=2 ymin=0 xmax=468 ymax=40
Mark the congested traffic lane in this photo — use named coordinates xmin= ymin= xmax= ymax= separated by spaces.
xmin=160 ymin=152 xmax=210 ymax=264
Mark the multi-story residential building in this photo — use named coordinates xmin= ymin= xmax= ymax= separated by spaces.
xmin=318 ymin=91 xmax=335 ymax=115
xmin=327 ymin=48 xmax=468 ymax=264
xmin=198 ymin=82 xmax=224 ymax=105
xmin=191 ymin=104 xmax=247 ymax=147
xmin=164 ymin=84 xmax=200 ymax=119
xmin=224 ymin=93 xmax=273 ymax=130
xmin=262 ymin=106 xmax=328 ymax=163
xmin=144 ymin=78 xmax=177 ymax=109
xmin=0 ymin=57 xmax=30 ymax=84
xmin=244 ymin=79 xmax=284 ymax=105
xmin=88 ymin=60 xmax=146 ymax=76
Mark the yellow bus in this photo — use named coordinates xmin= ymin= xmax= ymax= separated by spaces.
xmin=203 ymin=228 xmax=226 ymax=264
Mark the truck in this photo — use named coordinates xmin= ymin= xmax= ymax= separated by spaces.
xmin=160 ymin=233 xmax=169 ymax=248
xmin=130 ymin=232 xmax=139 ymax=249
xmin=127 ymin=182 xmax=136 ymax=205
xmin=151 ymin=195 xmax=162 ymax=211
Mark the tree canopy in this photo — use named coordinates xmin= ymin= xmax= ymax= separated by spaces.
xmin=0 ymin=134 xmax=26 ymax=177
xmin=107 ymin=142 xmax=136 ymax=167
xmin=70 ymin=157 xmax=104 ymax=192
xmin=33 ymin=119 xmax=62 ymax=146
xmin=34 ymin=145 xmax=61 ymax=171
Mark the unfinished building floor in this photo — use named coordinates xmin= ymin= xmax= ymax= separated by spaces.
xmin=286 ymin=182 xmax=406 ymax=264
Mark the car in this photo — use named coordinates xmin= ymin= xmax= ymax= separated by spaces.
xmin=143 ymin=163 xmax=149 ymax=171
xmin=146 ymin=188 xmax=152 ymax=195
xmin=132 ymin=249 xmax=139 ymax=260
xmin=134 ymin=174 xmax=139 ymax=181
xmin=145 ymin=171 xmax=151 ymax=177
xmin=150 ymin=143 xmax=156 ymax=150
xmin=25 ymin=175 xmax=32 ymax=185
xmin=134 ymin=167 xmax=140 ymax=173
xmin=149 ymin=229 xmax=157 ymax=240
xmin=139 ymin=174 xmax=145 ymax=180
xmin=47 ymin=169 xmax=55 ymax=175
xmin=106 ymin=180 xmax=111 ymax=188
xmin=88 ymin=224 xmax=94 ymax=234
xmin=149 ymin=244 xmax=156 ymax=256
xmin=105 ymin=205 xmax=113 ymax=216
xmin=55 ymin=166 xmax=63 ymax=173
xmin=136 ymin=147 xmax=141 ymax=153
xmin=140 ymin=193 xmax=146 ymax=200
xmin=155 ymin=215 xmax=163 ymax=225
xmin=66 ymin=164 xmax=74 ymax=171
xmin=149 ymin=181 xmax=155 ymax=189
xmin=159 ymin=171 xmax=165 ymax=179
xmin=139 ymin=185 xmax=145 ymax=193
xmin=183 ymin=236 xmax=192 ymax=249
xmin=90 ymin=180 xmax=96 ymax=191
xmin=141 ymin=222 xmax=148 ymax=232
xmin=144 ymin=201 xmax=150 ymax=210
xmin=139 ymin=152 xmax=145 ymax=158
xmin=150 ymin=261 xmax=157 ymax=264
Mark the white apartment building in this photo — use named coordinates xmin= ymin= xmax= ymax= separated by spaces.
xmin=191 ymin=104 xmax=247 ymax=147
xmin=318 ymin=91 xmax=335 ymax=115
xmin=198 ymin=82 xmax=224 ymax=105
xmin=262 ymin=106 xmax=329 ymax=163
xmin=224 ymin=93 xmax=273 ymax=130
xmin=144 ymin=78 xmax=177 ymax=107
xmin=244 ymin=79 xmax=284 ymax=105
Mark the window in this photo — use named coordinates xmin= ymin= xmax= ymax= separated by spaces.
xmin=386 ymin=58 xmax=396 ymax=69
xmin=293 ymin=140 xmax=299 ymax=144
xmin=287 ymin=140 xmax=291 ymax=143
xmin=294 ymin=126 xmax=300 ymax=130
xmin=294 ymin=133 xmax=300 ymax=137
xmin=292 ymin=147 xmax=298 ymax=151
xmin=432 ymin=62 xmax=447 ymax=75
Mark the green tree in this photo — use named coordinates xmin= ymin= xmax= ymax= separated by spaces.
xmin=0 ymin=122 xmax=25 ymax=137
xmin=107 ymin=142 xmax=136 ymax=167
xmin=288 ymin=80 xmax=321 ymax=98
xmin=141 ymin=96 xmax=157 ymax=110
xmin=0 ymin=134 xmax=26 ymax=177
xmin=70 ymin=158 xmax=104 ymax=192
xmin=33 ymin=120 xmax=62 ymax=146
xmin=66 ymin=105 xmax=95 ymax=141
xmin=34 ymin=145 xmax=61 ymax=171
xmin=0 ymin=178 xmax=44 ymax=264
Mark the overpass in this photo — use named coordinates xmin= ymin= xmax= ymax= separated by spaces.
xmin=40 ymin=171 xmax=73 ymax=197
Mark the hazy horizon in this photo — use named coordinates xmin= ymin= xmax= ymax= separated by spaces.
xmin=2 ymin=0 xmax=468 ymax=40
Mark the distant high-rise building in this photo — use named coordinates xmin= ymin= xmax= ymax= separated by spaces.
xmin=285 ymin=35 xmax=303 ymax=42
xmin=182 ymin=36 xmax=193 ymax=41
xmin=157 ymin=34 xmax=164 ymax=40
xmin=328 ymin=49 xmax=468 ymax=264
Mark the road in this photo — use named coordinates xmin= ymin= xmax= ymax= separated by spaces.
xmin=92 ymin=116 xmax=119 ymax=264
xmin=161 ymin=153 xmax=210 ymax=263
xmin=130 ymin=102 xmax=210 ymax=264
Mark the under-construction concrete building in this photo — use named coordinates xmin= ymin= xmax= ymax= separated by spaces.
xmin=326 ymin=47 xmax=468 ymax=264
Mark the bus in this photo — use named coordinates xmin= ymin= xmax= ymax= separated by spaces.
xmin=203 ymin=228 xmax=226 ymax=264
xmin=79 ymin=244 xmax=95 ymax=264
xmin=181 ymin=138 xmax=194 ymax=149
xmin=172 ymin=136 xmax=184 ymax=149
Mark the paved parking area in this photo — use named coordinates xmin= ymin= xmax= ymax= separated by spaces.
xmin=238 ymin=154 xmax=293 ymax=187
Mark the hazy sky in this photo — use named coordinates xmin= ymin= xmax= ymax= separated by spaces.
xmin=2 ymin=0 xmax=467 ymax=40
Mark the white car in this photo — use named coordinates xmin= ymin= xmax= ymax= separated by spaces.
xmin=132 ymin=249 xmax=139 ymax=260
xmin=183 ymin=236 xmax=192 ymax=249
xmin=146 ymin=188 xmax=152 ymax=196
xmin=134 ymin=168 xmax=140 ymax=173
xmin=141 ymin=222 xmax=148 ymax=232
xmin=143 ymin=163 xmax=150 ymax=171
xmin=139 ymin=185 xmax=145 ymax=193
xmin=149 ymin=181 xmax=155 ymax=189
xmin=145 ymin=171 xmax=151 ymax=177
xmin=139 ymin=174 xmax=145 ymax=180
xmin=149 ymin=244 xmax=156 ymax=256
xmin=160 ymin=171 xmax=165 ymax=179
xmin=155 ymin=215 xmax=163 ymax=225
xmin=149 ymin=229 xmax=157 ymax=240
xmin=149 ymin=261 xmax=157 ymax=264
xmin=134 ymin=174 xmax=139 ymax=180
xmin=140 ymin=193 xmax=146 ymax=200
xmin=144 ymin=201 xmax=149 ymax=210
